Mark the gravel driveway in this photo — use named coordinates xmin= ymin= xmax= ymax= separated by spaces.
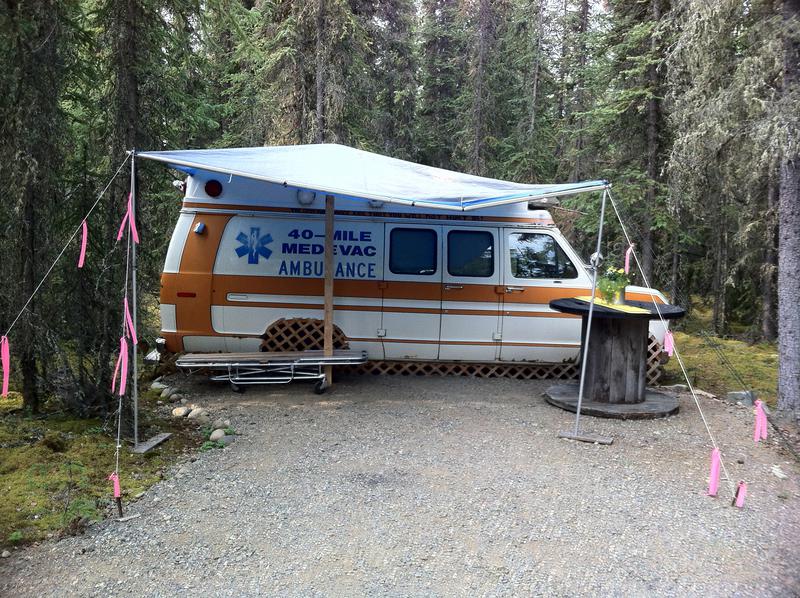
xmin=2 ymin=375 xmax=799 ymax=597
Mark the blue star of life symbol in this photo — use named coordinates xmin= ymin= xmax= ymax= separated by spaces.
xmin=235 ymin=227 xmax=273 ymax=264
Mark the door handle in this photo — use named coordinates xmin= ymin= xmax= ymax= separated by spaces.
xmin=505 ymin=286 xmax=525 ymax=293
xmin=444 ymin=285 xmax=464 ymax=290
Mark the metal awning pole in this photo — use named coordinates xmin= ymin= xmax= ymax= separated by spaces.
xmin=572 ymin=187 xmax=608 ymax=436
xmin=130 ymin=150 xmax=139 ymax=447
xmin=323 ymin=194 xmax=335 ymax=387
xmin=557 ymin=187 xmax=613 ymax=444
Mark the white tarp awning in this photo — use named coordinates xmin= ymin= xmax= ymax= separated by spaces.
xmin=138 ymin=143 xmax=607 ymax=212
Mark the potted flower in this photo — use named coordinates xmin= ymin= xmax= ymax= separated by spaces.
xmin=597 ymin=267 xmax=630 ymax=304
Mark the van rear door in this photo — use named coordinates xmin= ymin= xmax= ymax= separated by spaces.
xmin=381 ymin=224 xmax=442 ymax=360
xmin=439 ymin=226 xmax=502 ymax=361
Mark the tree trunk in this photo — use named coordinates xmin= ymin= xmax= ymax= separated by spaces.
xmin=528 ymin=0 xmax=544 ymax=138
xmin=777 ymin=0 xmax=800 ymax=418
xmin=96 ymin=0 xmax=140 ymax=417
xmin=9 ymin=1 xmax=63 ymax=414
xmin=19 ymin=184 xmax=38 ymax=413
xmin=470 ymin=0 xmax=491 ymax=175
xmin=712 ymin=196 xmax=728 ymax=335
xmin=557 ymin=0 xmax=568 ymax=122
xmin=315 ymin=0 xmax=326 ymax=144
xmin=640 ymin=0 xmax=663 ymax=282
xmin=77 ymin=142 xmax=89 ymax=391
xmin=570 ymin=0 xmax=589 ymax=181
xmin=670 ymin=214 xmax=680 ymax=305
xmin=762 ymin=172 xmax=778 ymax=341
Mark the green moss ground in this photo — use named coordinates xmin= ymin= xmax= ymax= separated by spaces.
xmin=662 ymin=307 xmax=778 ymax=406
xmin=0 ymin=389 xmax=199 ymax=548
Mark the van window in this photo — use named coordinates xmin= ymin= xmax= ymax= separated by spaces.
xmin=509 ymin=233 xmax=578 ymax=279
xmin=448 ymin=230 xmax=494 ymax=277
xmin=390 ymin=228 xmax=437 ymax=275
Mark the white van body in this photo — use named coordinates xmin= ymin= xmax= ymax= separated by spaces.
xmin=158 ymin=170 xmax=668 ymax=364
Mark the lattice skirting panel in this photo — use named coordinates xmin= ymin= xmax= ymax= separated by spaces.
xmin=340 ymin=337 xmax=664 ymax=386
xmin=260 ymin=318 xmax=350 ymax=353
xmin=345 ymin=337 xmax=665 ymax=384
xmin=646 ymin=335 xmax=665 ymax=385
xmin=343 ymin=360 xmax=580 ymax=380
xmin=261 ymin=318 xmax=665 ymax=385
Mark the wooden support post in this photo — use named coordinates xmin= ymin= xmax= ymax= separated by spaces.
xmin=323 ymin=194 xmax=335 ymax=386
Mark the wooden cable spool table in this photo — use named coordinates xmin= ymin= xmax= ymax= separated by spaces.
xmin=544 ymin=297 xmax=686 ymax=419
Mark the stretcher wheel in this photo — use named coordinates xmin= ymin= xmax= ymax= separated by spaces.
xmin=230 ymin=382 xmax=245 ymax=394
xmin=313 ymin=380 xmax=327 ymax=395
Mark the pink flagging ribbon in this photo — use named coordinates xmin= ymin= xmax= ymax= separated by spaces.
xmin=108 ymin=472 xmax=121 ymax=498
xmin=1 ymin=336 xmax=9 ymax=397
xmin=734 ymin=481 xmax=747 ymax=508
xmin=664 ymin=330 xmax=675 ymax=357
xmin=127 ymin=193 xmax=139 ymax=244
xmin=707 ymin=448 xmax=721 ymax=497
xmin=753 ymin=400 xmax=768 ymax=443
xmin=78 ymin=220 xmax=88 ymax=268
xmin=116 ymin=211 xmax=129 ymax=241
xmin=111 ymin=336 xmax=129 ymax=396
xmin=116 ymin=193 xmax=140 ymax=244
xmin=624 ymin=244 xmax=634 ymax=275
xmin=123 ymin=297 xmax=138 ymax=345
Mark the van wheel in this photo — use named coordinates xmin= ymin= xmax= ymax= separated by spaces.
xmin=313 ymin=380 xmax=327 ymax=395
xmin=230 ymin=382 xmax=244 ymax=394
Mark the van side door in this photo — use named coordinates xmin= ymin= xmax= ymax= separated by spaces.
xmin=381 ymin=224 xmax=443 ymax=360
xmin=439 ymin=226 xmax=502 ymax=361
xmin=499 ymin=229 xmax=588 ymax=363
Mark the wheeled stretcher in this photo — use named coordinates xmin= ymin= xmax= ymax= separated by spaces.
xmin=176 ymin=349 xmax=367 ymax=394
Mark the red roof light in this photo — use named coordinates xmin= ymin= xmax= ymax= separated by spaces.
xmin=204 ymin=180 xmax=223 ymax=197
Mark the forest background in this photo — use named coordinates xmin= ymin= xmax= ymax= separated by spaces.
xmin=1 ymin=0 xmax=798 ymax=419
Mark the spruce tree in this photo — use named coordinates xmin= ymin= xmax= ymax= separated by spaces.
xmin=0 ymin=0 xmax=69 ymax=412
xmin=416 ymin=0 xmax=467 ymax=169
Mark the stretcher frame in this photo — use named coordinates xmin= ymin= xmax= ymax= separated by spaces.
xmin=176 ymin=349 xmax=367 ymax=393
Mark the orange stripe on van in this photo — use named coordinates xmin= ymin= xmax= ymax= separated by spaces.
xmin=210 ymin=297 xmax=576 ymax=319
xmin=206 ymin=275 xmax=635 ymax=306
xmin=163 ymin=262 xmax=659 ymax=348
xmin=161 ymin=213 xmax=233 ymax=349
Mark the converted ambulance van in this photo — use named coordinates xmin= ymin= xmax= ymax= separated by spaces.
xmin=148 ymin=145 xmax=668 ymax=368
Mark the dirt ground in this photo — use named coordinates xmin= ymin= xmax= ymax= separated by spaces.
xmin=1 ymin=375 xmax=798 ymax=597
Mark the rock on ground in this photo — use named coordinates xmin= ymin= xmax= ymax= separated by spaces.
xmin=186 ymin=408 xmax=207 ymax=420
xmin=171 ymin=407 xmax=190 ymax=418
xmin=1 ymin=376 xmax=799 ymax=597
